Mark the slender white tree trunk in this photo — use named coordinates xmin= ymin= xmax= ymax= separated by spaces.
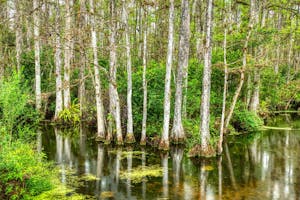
xmin=219 ymin=9 xmax=228 ymax=155
xmin=199 ymin=0 xmax=213 ymax=156
xmin=78 ymin=0 xmax=86 ymax=114
xmin=249 ymin=68 xmax=260 ymax=113
xmin=54 ymin=0 xmax=63 ymax=119
xmin=33 ymin=0 xmax=41 ymax=111
xmin=108 ymin=0 xmax=123 ymax=145
xmin=122 ymin=0 xmax=135 ymax=143
xmin=15 ymin=0 xmax=22 ymax=72
xmin=90 ymin=0 xmax=106 ymax=141
xmin=287 ymin=27 xmax=294 ymax=83
xmin=159 ymin=0 xmax=174 ymax=150
xmin=141 ymin=16 xmax=148 ymax=145
xmin=171 ymin=0 xmax=190 ymax=144
xmin=64 ymin=0 xmax=72 ymax=108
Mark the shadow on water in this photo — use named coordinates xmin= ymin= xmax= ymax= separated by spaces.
xmin=41 ymin=115 xmax=300 ymax=199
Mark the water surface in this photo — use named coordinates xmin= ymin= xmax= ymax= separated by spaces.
xmin=41 ymin=115 xmax=300 ymax=199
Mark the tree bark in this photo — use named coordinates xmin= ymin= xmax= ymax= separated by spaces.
xmin=108 ymin=0 xmax=123 ymax=145
xmin=249 ymin=68 xmax=260 ymax=113
xmin=78 ymin=0 xmax=86 ymax=114
xmin=54 ymin=0 xmax=63 ymax=119
xmin=122 ymin=0 xmax=135 ymax=144
xmin=199 ymin=0 xmax=214 ymax=156
xmin=14 ymin=0 xmax=22 ymax=72
xmin=33 ymin=0 xmax=41 ymax=111
xmin=159 ymin=0 xmax=174 ymax=150
xmin=64 ymin=0 xmax=72 ymax=109
xmin=90 ymin=0 xmax=106 ymax=141
xmin=171 ymin=0 xmax=190 ymax=144
xmin=219 ymin=5 xmax=228 ymax=155
xmin=141 ymin=11 xmax=148 ymax=145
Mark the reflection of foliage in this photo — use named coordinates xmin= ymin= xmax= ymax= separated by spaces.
xmin=120 ymin=165 xmax=163 ymax=184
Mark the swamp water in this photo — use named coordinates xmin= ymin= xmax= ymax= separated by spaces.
xmin=40 ymin=115 xmax=300 ymax=200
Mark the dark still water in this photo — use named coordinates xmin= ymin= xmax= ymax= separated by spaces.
xmin=40 ymin=115 xmax=300 ymax=200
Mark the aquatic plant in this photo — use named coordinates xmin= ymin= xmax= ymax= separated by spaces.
xmin=120 ymin=165 xmax=163 ymax=183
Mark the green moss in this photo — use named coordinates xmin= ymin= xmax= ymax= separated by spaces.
xmin=120 ymin=165 xmax=163 ymax=183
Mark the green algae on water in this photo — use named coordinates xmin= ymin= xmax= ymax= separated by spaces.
xmin=120 ymin=165 xmax=163 ymax=183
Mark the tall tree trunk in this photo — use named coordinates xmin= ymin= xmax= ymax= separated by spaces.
xmin=249 ymin=68 xmax=260 ymax=113
xmin=64 ymin=0 xmax=72 ymax=108
xmin=90 ymin=0 xmax=106 ymax=141
xmin=78 ymin=0 xmax=86 ymax=114
xmin=122 ymin=0 xmax=135 ymax=144
xmin=199 ymin=0 xmax=214 ymax=156
xmin=14 ymin=0 xmax=22 ymax=72
xmin=274 ymin=13 xmax=282 ymax=75
xmin=287 ymin=22 xmax=293 ymax=83
xmin=159 ymin=0 xmax=174 ymax=150
xmin=171 ymin=0 xmax=190 ymax=144
xmin=33 ymin=0 xmax=41 ymax=111
xmin=108 ymin=0 xmax=123 ymax=145
xmin=219 ymin=4 xmax=228 ymax=155
xmin=140 ymin=12 xmax=148 ymax=145
xmin=224 ymin=0 xmax=255 ymax=132
xmin=54 ymin=0 xmax=63 ymax=119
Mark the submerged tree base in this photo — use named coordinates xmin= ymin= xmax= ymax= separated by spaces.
xmin=125 ymin=133 xmax=136 ymax=144
xmin=140 ymin=138 xmax=146 ymax=146
xmin=158 ymin=139 xmax=169 ymax=151
xmin=188 ymin=144 xmax=216 ymax=158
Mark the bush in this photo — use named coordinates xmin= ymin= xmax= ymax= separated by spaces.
xmin=232 ymin=110 xmax=264 ymax=132
xmin=0 ymin=72 xmax=39 ymax=144
xmin=58 ymin=102 xmax=81 ymax=125
xmin=0 ymin=142 xmax=53 ymax=200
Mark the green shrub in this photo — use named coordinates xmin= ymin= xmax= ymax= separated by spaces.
xmin=0 ymin=142 xmax=53 ymax=200
xmin=0 ymin=72 xmax=39 ymax=144
xmin=232 ymin=110 xmax=263 ymax=132
xmin=58 ymin=102 xmax=81 ymax=125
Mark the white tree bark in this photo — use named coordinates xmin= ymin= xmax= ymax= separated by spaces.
xmin=122 ymin=0 xmax=135 ymax=143
xmin=33 ymin=0 xmax=41 ymax=111
xmin=90 ymin=0 xmax=106 ymax=141
xmin=141 ymin=14 xmax=148 ymax=145
xmin=64 ymin=0 xmax=72 ymax=108
xmin=171 ymin=0 xmax=190 ymax=144
xmin=219 ymin=9 xmax=228 ymax=155
xmin=14 ymin=0 xmax=22 ymax=72
xmin=199 ymin=0 xmax=213 ymax=154
xmin=78 ymin=0 xmax=86 ymax=114
xmin=249 ymin=68 xmax=260 ymax=113
xmin=54 ymin=0 xmax=63 ymax=119
xmin=108 ymin=0 xmax=123 ymax=145
xmin=159 ymin=0 xmax=174 ymax=150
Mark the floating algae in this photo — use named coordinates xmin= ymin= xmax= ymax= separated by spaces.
xmin=80 ymin=173 xmax=100 ymax=181
xmin=33 ymin=178 xmax=95 ymax=200
xmin=201 ymin=165 xmax=214 ymax=171
xmin=100 ymin=191 xmax=114 ymax=199
xmin=120 ymin=165 xmax=163 ymax=183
